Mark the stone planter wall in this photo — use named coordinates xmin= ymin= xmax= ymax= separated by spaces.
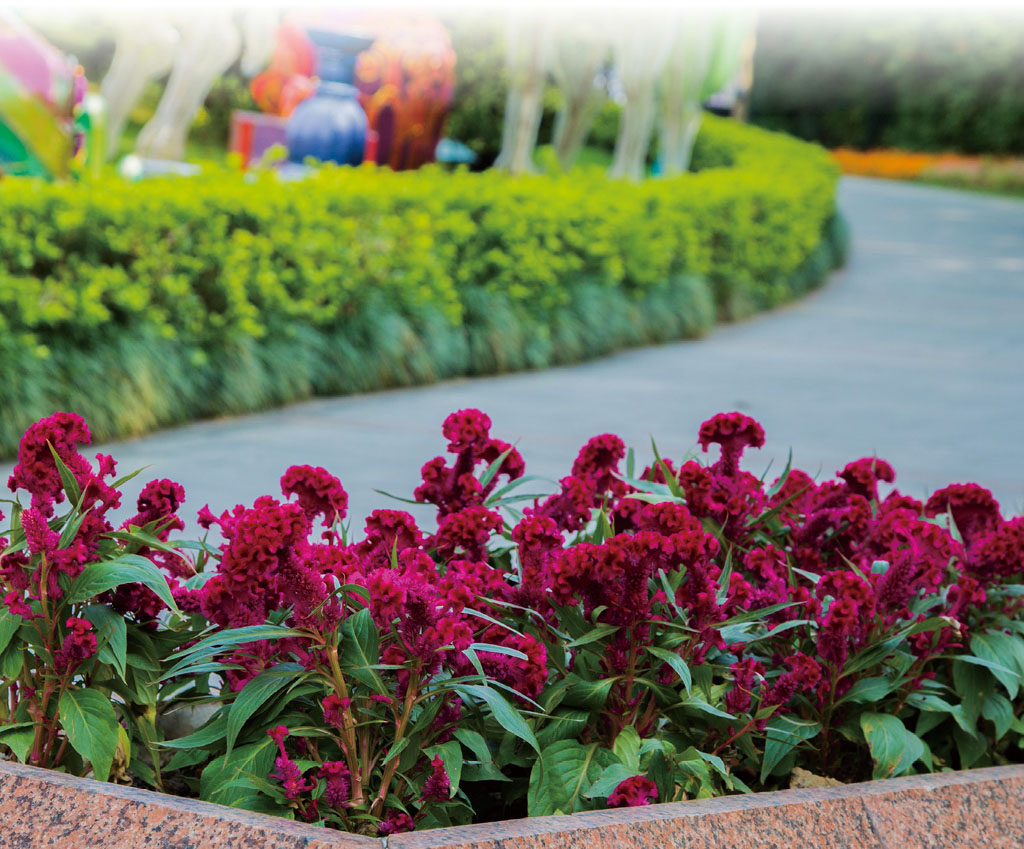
xmin=2 ymin=760 xmax=1022 ymax=849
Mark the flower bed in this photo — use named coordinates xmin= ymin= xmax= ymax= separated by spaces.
xmin=831 ymin=148 xmax=1024 ymax=196
xmin=0 ymin=115 xmax=843 ymax=457
xmin=3 ymin=408 xmax=1022 ymax=837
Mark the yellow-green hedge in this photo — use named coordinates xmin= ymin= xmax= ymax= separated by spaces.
xmin=0 ymin=116 xmax=844 ymax=455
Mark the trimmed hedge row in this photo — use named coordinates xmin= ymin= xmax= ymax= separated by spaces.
xmin=0 ymin=116 xmax=843 ymax=456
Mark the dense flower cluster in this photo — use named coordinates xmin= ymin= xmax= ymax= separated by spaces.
xmin=3 ymin=407 xmax=1023 ymax=831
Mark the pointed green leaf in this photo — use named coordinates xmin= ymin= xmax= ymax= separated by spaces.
xmin=59 ymin=689 xmax=119 ymax=782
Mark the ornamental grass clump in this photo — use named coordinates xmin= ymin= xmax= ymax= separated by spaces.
xmin=2 ymin=408 xmax=1024 ymax=834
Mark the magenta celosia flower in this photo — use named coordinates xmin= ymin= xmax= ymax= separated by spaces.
xmin=318 ymin=760 xmax=350 ymax=808
xmin=281 ymin=465 xmax=348 ymax=527
xmin=7 ymin=412 xmax=94 ymax=516
xmin=925 ymin=483 xmax=1002 ymax=547
xmin=969 ymin=518 xmax=1024 ymax=583
xmin=839 ymin=458 xmax=895 ymax=502
xmin=3 ymin=592 xmax=36 ymax=621
xmin=725 ymin=657 xmax=765 ymax=714
xmin=525 ymin=475 xmax=596 ymax=532
xmin=571 ymin=433 xmax=628 ymax=503
xmin=321 ymin=694 xmax=350 ymax=729
xmin=379 ymin=812 xmax=415 ymax=835
xmin=433 ymin=505 xmax=503 ymax=562
xmin=415 ymin=409 xmax=524 ymax=518
xmin=420 ymin=755 xmax=450 ymax=801
xmin=20 ymin=507 xmax=59 ymax=555
xmin=53 ymin=617 xmax=97 ymax=673
xmin=698 ymin=412 xmax=765 ymax=478
xmin=267 ymin=725 xmax=313 ymax=800
xmin=608 ymin=775 xmax=658 ymax=807
xmin=129 ymin=478 xmax=186 ymax=530
xmin=367 ymin=569 xmax=408 ymax=623
xmin=510 ymin=515 xmax=563 ymax=607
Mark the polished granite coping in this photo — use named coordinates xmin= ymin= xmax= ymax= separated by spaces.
xmin=2 ymin=760 xmax=1023 ymax=849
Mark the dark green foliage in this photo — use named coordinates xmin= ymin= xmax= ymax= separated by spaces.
xmin=0 ymin=116 xmax=840 ymax=456
xmin=750 ymin=12 xmax=1024 ymax=155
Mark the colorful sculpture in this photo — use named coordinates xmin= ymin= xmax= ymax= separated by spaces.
xmin=285 ymin=30 xmax=370 ymax=167
xmin=250 ymin=12 xmax=455 ymax=170
xmin=0 ymin=11 xmax=87 ymax=178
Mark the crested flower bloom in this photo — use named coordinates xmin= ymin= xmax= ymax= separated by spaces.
xmin=608 ymin=775 xmax=658 ymax=807
xmin=281 ymin=465 xmax=349 ymax=527
xmin=839 ymin=458 xmax=895 ymax=502
xmin=924 ymin=483 xmax=1002 ymax=546
xmin=415 ymin=409 xmax=524 ymax=518
xmin=698 ymin=412 xmax=765 ymax=478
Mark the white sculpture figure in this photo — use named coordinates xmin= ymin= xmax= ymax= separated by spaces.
xmin=608 ymin=18 xmax=676 ymax=181
xmin=134 ymin=12 xmax=242 ymax=161
xmin=658 ymin=11 xmax=755 ymax=175
xmin=20 ymin=7 xmax=277 ymax=162
xmin=549 ymin=14 xmax=610 ymax=171
xmin=494 ymin=11 xmax=554 ymax=175
xmin=100 ymin=16 xmax=179 ymax=159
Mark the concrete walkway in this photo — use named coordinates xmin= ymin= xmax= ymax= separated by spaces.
xmin=5 ymin=177 xmax=1024 ymax=529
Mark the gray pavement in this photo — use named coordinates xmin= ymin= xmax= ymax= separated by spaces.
xmin=4 ymin=177 xmax=1024 ymax=531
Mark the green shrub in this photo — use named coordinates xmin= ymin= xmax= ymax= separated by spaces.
xmin=0 ymin=115 xmax=841 ymax=455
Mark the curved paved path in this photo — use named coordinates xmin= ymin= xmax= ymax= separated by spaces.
xmin=5 ymin=177 xmax=1024 ymax=527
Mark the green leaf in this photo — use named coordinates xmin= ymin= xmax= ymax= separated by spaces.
xmin=67 ymin=555 xmax=178 ymax=613
xmin=59 ymin=689 xmax=120 ymax=782
xmin=677 ymin=699 xmax=735 ymax=720
xmin=971 ymin=631 xmax=1023 ymax=698
xmin=760 ymin=716 xmax=821 ymax=782
xmin=339 ymin=608 xmax=385 ymax=692
xmin=583 ymin=763 xmax=638 ymax=798
xmin=468 ymin=642 xmax=529 ymax=660
xmin=957 ymin=653 xmax=1020 ymax=698
xmin=162 ymin=624 xmax=305 ymax=679
xmin=612 ymin=726 xmax=641 ymax=773
xmin=478 ymin=446 xmax=514 ymax=490
xmin=160 ymin=712 xmax=228 ymax=749
xmin=860 ymin=712 xmax=923 ymax=779
xmin=459 ymin=683 xmax=539 ymax=753
xmin=838 ymin=676 xmax=894 ymax=705
xmin=537 ymin=709 xmax=590 ymax=748
xmin=981 ymin=692 xmax=1014 ymax=741
xmin=47 ymin=441 xmax=81 ymax=504
xmin=226 ymin=665 xmax=301 ymax=755
xmin=83 ymin=605 xmax=127 ymax=680
xmin=200 ymin=738 xmax=278 ymax=807
xmin=905 ymin=692 xmax=975 ymax=735
xmin=647 ymin=646 xmax=692 ymax=695
xmin=562 ymin=675 xmax=616 ymax=710
xmin=0 ymin=610 xmax=22 ymax=656
xmin=952 ymin=659 xmax=991 ymax=727
xmin=528 ymin=740 xmax=617 ymax=816
xmin=564 ymin=624 xmax=619 ymax=649
xmin=454 ymin=728 xmax=494 ymax=765
xmin=0 ymin=724 xmax=35 ymax=763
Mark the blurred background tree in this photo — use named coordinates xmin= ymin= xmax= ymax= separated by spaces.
xmin=749 ymin=11 xmax=1024 ymax=155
